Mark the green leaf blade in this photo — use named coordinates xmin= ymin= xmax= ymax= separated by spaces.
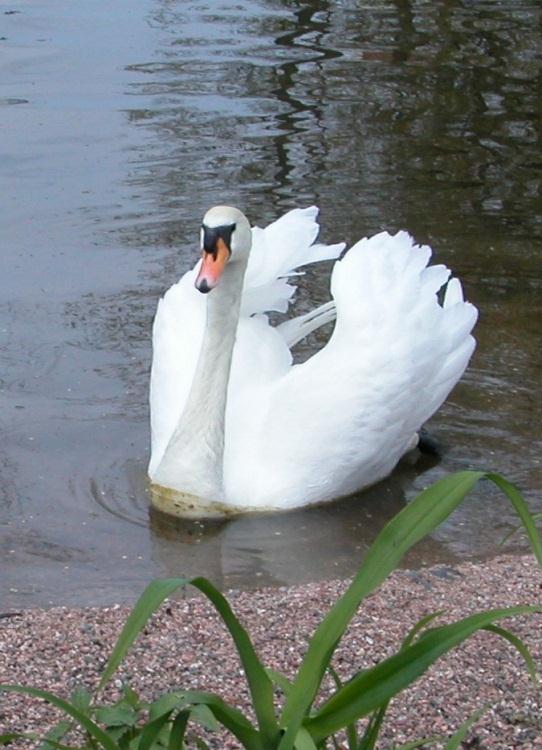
xmin=98 ymin=575 xmax=277 ymax=747
xmin=443 ymin=706 xmax=489 ymax=750
xmin=99 ymin=578 xmax=189 ymax=691
xmin=279 ymin=471 xmax=486 ymax=748
xmin=279 ymin=471 xmax=542 ymax=750
xmin=172 ymin=691 xmax=263 ymax=750
xmin=137 ymin=711 xmax=174 ymax=750
xmin=189 ymin=577 xmax=278 ymax=746
xmin=1 ymin=735 xmax=38 ymax=748
xmin=393 ymin=737 xmax=443 ymax=750
xmin=306 ymin=605 xmax=539 ymax=741
xmin=487 ymin=474 xmax=542 ymax=566
xmin=167 ymin=711 xmax=189 ymax=750
xmin=483 ymin=624 xmax=538 ymax=683
xmin=0 ymin=686 xmax=120 ymax=750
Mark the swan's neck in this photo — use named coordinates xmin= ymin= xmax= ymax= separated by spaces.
xmin=152 ymin=258 xmax=247 ymax=501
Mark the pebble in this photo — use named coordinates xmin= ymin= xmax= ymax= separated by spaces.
xmin=0 ymin=554 xmax=540 ymax=748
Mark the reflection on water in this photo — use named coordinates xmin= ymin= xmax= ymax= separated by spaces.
xmin=1 ymin=0 xmax=540 ymax=607
xmin=147 ymin=460 xmax=447 ymax=591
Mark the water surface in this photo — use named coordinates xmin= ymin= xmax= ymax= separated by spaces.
xmin=1 ymin=0 xmax=541 ymax=607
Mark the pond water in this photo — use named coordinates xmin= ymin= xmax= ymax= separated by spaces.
xmin=1 ymin=0 xmax=541 ymax=608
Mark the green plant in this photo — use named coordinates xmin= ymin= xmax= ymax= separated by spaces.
xmin=501 ymin=512 xmax=542 ymax=547
xmin=2 ymin=471 xmax=541 ymax=750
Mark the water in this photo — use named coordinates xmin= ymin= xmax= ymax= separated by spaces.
xmin=1 ymin=0 xmax=541 ymax=608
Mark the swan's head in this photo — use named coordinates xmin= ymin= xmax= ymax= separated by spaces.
xmin=195 ymin=206 xmax=252 ymax=294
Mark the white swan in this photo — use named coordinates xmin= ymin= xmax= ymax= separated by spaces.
xmin=149 ymin=206 xmax=477 ymax=517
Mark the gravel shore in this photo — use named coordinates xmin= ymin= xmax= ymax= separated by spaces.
xmin=1 ymin=554 xmax=541 ymax=748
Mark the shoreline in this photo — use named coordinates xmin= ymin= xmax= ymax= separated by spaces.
xmin=1 ymin=554 xmax=541 ymax=748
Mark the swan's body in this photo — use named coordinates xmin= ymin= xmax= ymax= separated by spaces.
xmin=149 ymin=206 xmax=477 ymax=517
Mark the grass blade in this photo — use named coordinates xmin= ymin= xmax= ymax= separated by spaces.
xmin=401 ymin=611 xmax=445 ymax=649
xmin=38 ymin=720 xmax=73 ymax=750
xmin=327 ymin=668 xmax=357 ymax=750
xmin=157 ymin=690 xmax=262 ymax=750
xmin=357 ymin=705 xmax=386 ymax=750
xmin=266 ymin=669 xmax=293 ymax=698
xmin=98 ymin=576 xmax=277 ymax=746
xmin=120 ymin=689 xmax=258 ymax=748
xmin=148 ymin=692 xmax=190 ymax=721
xmin=0 ymin=734 xmax=34 ymax=747
xmin=279 ymin=471 xmax=542 ymax=750
xmin=0 ymin=734 xmax=75 ymax=750
xmin=306 ymin=605 xmax=539 ymax=741
xmin=443 ymin=706 xmax=489 ymax=750
xmin=138 ymin=711 xmax=174 ymax=750
xmin=357 ymin=612 xmax=446 ymax=750
xmin=393 ymin=738 xmax=442 ymax=749
xmin=279 ymin=471 xmax=486 ymax=748
xmin=0 ymin=686 xmax=119 ymax=750
xmin=99 ymin=578 xmax=187 ymax=691
xmin=293 ymin=728 xmax=318 ymax=750
xmin=488 ymin=474 xmax=542 ymax=566
xmin=500 ymin=513 xmax=542 ymax=548
xmin=168 ymin=711 xmax=189 ymax=750
xmin=189 ymin=704 xmax=218 ymax=732
xmin=483 ymin=624 xmax=538 ymax=683
xmin=189 ymin=577 xmax=278 ymax=746
xmin=94 ymin=705 xmax=138 ymax=727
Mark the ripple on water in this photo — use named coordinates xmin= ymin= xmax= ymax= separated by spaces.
xmin=1 ymin=0 xmax=541 ymax=607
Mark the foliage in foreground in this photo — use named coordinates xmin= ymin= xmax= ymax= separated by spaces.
xmin=1 ymin=471 xmax=541 ymax=750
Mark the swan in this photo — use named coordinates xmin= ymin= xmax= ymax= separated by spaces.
xmin=149 ymin=206 xmax=477 ymax=517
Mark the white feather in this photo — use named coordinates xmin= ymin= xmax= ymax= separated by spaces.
xmin=149 ymin=209 xmax=478 ymax=513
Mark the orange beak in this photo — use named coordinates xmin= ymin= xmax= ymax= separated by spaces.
xmin=195 ymin=237 xmax=230 ymax=293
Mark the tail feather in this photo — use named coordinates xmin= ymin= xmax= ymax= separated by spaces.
xmin=420 ymin=264 xmax=451 ymax=294
xmin=242 ymin=207 xmax=344 ymax=317
xmin=443 ymin=276 xmax=465 ymax=306
xmin=278 ymin=301 xmax=336 ymax=348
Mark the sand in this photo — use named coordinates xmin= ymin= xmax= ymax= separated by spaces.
xmin=1 ymin=554 xmax=541 ymax=748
